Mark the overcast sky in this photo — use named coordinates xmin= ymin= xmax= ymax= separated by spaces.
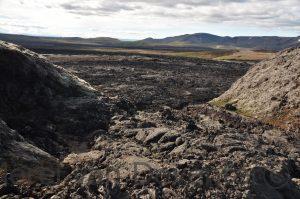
xmin=0 ymin=0 xmax=299 ymax=39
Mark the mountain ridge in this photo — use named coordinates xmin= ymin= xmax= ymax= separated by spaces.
xmin=139 ymin=33 xmax=300 ymax=51
xmin=1 ymin=32 xmax=299 ymax=51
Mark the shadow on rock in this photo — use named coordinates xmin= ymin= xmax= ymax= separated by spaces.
xmin=249 ymin=165 xmax=300 ymax=199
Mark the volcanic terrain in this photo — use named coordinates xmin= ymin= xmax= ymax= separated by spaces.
xmin=0 ymin=41 xmax=299 ymax=199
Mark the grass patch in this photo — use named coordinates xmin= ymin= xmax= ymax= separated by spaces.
xmin=209 ymin=98 xmax=230 ymax=107
xmin=210 ymin=98 xmax=253 ymax=118
xmin=169 ymin=50 xmax=236 ymax=60
xmin=235 ymin=109 xmax=253 ymax=118
xmin=216 ymin=50 xmax=274 ymax=62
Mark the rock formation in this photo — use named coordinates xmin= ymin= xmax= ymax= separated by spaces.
xmin=0 ymin=41 xmax=110 ymax=194
xmin=0 ymin=41 xmax=110 ymax=156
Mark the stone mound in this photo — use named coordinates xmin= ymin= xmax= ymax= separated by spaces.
xmin=211 ymin=46 xmax=300 ymax=131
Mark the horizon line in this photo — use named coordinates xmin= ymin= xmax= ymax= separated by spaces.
xmin=0 ymin=31 xmax=299 ymax=41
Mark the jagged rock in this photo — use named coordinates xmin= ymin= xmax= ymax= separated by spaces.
xmin=158 ymin=131 xmax=180 ymax=143
xmin=63 ymin=150 xmax=105 ymax=166
xmin=175 ymin=137 xmax=184 ymax=146
xmin=170 ymin=142 xmax=188 ymax=156
xmin=135 ymin=130 xmax=148 ymax=142
xmin=159 ymin=142 xmax=176 ymax=152
xmin=144 ymin=128 xmax=167 ymax=144
xmin=162 ymin=188 xmax=178 ymax=198
xmin=123 ymin=129 xmax=140 ymax=138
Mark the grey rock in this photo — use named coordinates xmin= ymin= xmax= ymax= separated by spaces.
xmin=158 ymin=131 xmax=180 ymax=143
xmin=135 ymin=130 xmax=148 ymax=142
xmin=160 ymin=142 xmax=176 ymax=152
xmin=175 ymin=137 xmax=184 ymax=146
xmin=144 ymin=128 xmax=167 ymax=144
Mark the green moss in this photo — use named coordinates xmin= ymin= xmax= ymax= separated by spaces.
xmin=236 ymin=109 xmax=253 ymax=117
xmin=210 ymin=99 xmax=253 ymax=118
xmin=209 ymin=98 xmax=230 ymax=107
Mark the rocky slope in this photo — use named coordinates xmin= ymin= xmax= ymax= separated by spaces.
xmin=211 ymin=46 xmax=300 ymax=131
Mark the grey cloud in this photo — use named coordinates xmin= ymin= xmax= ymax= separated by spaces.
xmin=59 ymin=0 xmax=300 ymax=31
xmin=0 ymin=22 xmax=46 ymax=30
xmin=117 ymin=0 xmax=250 ymax=7
xmin=61 ymin=1 xmax=137 ymax=16
xmin=60 ymin=0 xmax=250 ymax=15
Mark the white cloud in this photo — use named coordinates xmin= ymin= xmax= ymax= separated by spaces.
xmin=0 ymin=0 xmax=299 ymax=39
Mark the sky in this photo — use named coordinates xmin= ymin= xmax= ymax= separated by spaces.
xmin=0 ymin=0 xmax=299 ymax=40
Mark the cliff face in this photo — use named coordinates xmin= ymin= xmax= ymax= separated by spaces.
xmin=211 ymin=46 xmax=300 ymax=131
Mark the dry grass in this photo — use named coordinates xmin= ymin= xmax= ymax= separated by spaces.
xmin=46 ymin=45 xmax=274 ymax=62
xmin=212 ymin=99 xmax=299 ymax=130
xmin=265 ymin=109 xmax=300 ymax=130
xmin=100 ymin=48 xmax=274 ymax=62
xmin=167 ymin=50 xmax=236 ymax=59
xmin=216 ymin=50 xmax=274 ymax=62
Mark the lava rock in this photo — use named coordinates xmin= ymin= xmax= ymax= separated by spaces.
xmin=144 ymin=128 xmax=167 ymax=144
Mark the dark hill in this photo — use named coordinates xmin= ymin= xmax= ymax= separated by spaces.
xmin=1 ymin=32 xmax=299 ymax=51
xmin=0 ymin=33 xmax=121 ymax=49
xmin=139 ymin=33 xmax=300 ymax=51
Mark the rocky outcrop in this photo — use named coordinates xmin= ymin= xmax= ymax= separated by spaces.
xmin=211 ymin=46 xmax=300 ymax=131
xmin=0 ymin=41 xmax=110 ymax=155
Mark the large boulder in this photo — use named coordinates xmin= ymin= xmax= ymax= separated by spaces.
xmin=0 ymin=41 xmax=110 ymax=155
xmin=211 ymin=46 xmax=300 ymax=131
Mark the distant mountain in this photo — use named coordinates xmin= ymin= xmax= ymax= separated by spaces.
xmin=0 ymin=33 xmax=121 ymax=48
xmin=138 ymin=33 xmax=300 ymax=51
xmin=1 ymin=32 xmax=299 ymax=51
